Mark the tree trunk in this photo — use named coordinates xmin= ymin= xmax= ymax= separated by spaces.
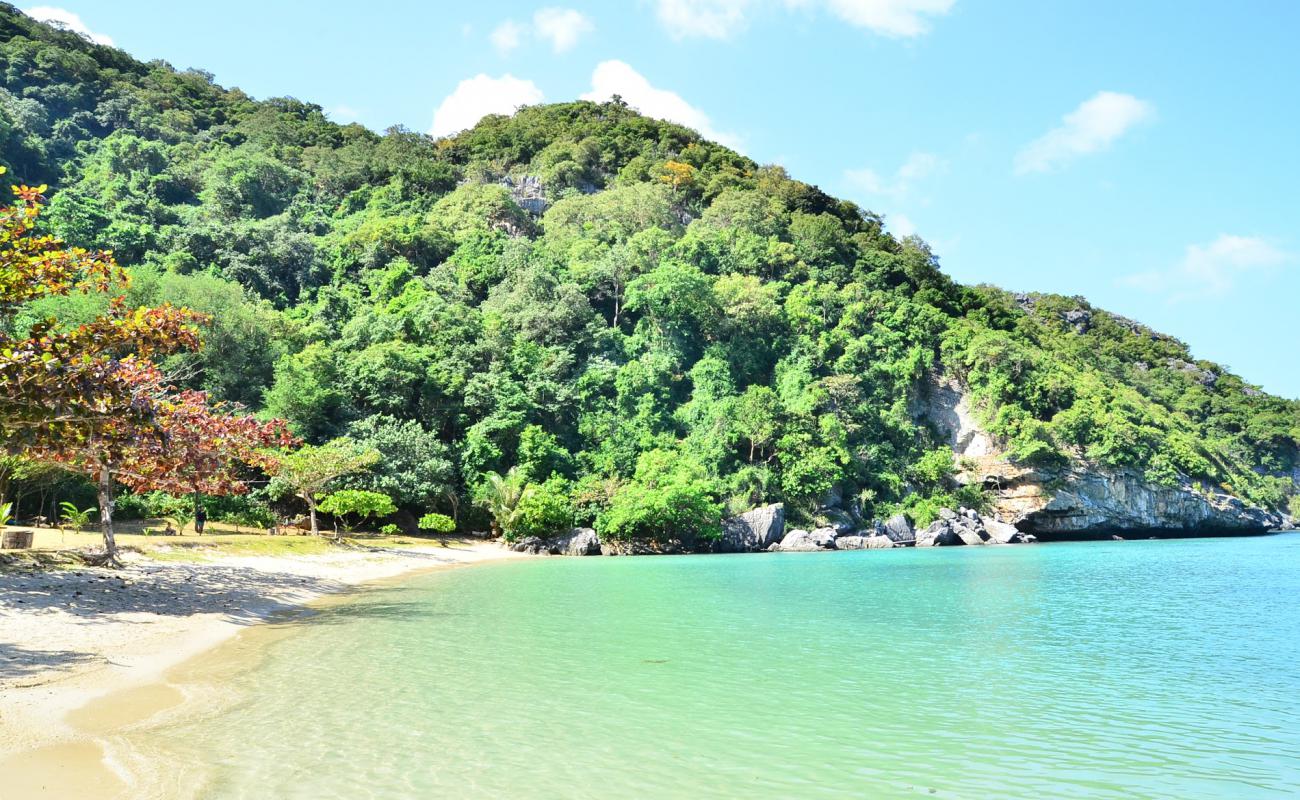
xmin=305 ymin=495 xmax=319 ymax=536
xmin=97 ymin=465 xmax=120 ymax=566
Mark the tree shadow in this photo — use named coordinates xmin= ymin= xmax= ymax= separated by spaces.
xmin=0 ymin=562 xmax=350 ymax=626
xmin=0 ymin=640 xmax=99 ymax=684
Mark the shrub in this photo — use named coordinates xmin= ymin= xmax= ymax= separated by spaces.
xmin=508 ymin=479 xmax=573 ymax=541
xmin=417 ymin=513 xmax=455 ymax=534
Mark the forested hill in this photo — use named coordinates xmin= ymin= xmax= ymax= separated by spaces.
xmin=2 ymin=5 xmax=1297 ymax=540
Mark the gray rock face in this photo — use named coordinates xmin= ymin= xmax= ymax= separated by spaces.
xmin=915 ymin=521 xmax=963 ymax=547
xmin=913 ymin=509 xmax=1031 ymax=547
xmin=500 ymin=174 xmax=547 ymax=215
xmin=511 ymin=536 xmax=545 ymax=553
xmin=548 ymin=527 xmax=601 ymax=556
xmin=836 ymin=534 xmax=895 ymax=550
xmin=881 ymin=514 xmax=915 ymax=544
xmin=1020 ymin=468 xmax=1284 ymax=536
xmin=719 ymin=503 xmax=785 ymax=552
xmin=776 ymin=527 xmax=837 ymax=551
xmin=814 ymin=507 xmax=856 ymax=535
xmin=984 ymin=518 xmax=1025 ymax=544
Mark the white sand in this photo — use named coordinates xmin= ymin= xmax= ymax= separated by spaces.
xmin=0 ymin=540 xmax=523 ymax=796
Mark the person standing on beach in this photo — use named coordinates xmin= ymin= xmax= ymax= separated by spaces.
xmin=194 ymin=504 xmax=207 ymax=535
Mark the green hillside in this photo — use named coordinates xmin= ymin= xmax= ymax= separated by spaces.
xmin=2 ymin=4 xmax=1296 ymax=540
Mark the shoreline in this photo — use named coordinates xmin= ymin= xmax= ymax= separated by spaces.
xmin=0 ymin=539 xmax=526 ymax=798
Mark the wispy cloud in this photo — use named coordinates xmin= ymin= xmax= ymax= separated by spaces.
xmin=491 ymin=8 xmax=594 ymax=55
xmin=533 ymin=8 xmax=595 ymax=52
xmin=818 ymin=0 xmax=956 ymax=37
xmin=845 ymin=151 xmax=946 ymax=200
xmin=490 ymin=20 xmax=525 ymax=55
xmin=1121 ymin=235 xmax=1290 ymax=302
xmin=22 ymin=6 xmax=113 ymax=45
xmin=581 ymin=60 xmax=743 ymax=150
xmin=1014 ymin=91 xmax=1154 ymax=175
xmin=844 ymin=151 xmax=945 ymax=238
xmin=655 ymin=0 xmax=953 ymax=40
xmin=430 ymin=74 xmax=545 ymax=138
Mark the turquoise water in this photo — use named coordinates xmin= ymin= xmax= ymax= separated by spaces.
xmin=164 ymin=535 xmax=1300 ymax=798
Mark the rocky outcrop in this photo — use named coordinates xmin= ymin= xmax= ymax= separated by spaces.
xmin=551 ymin=527 xmax=602 ymax=556
xmin=968 ymin=459 xmax=1285 ymax=538
xmin=836 ymin=534 xmax=895 ymax=550
xmin=718 ymin=503 xmax=785 ymax=552
xmin=914 ymin=507 xmax=1034 ymax=547
xmin=910 ymin=378 xmax=997 ymax=458
xmin=510 ymin=528 xmax=602 ymax=555
xmin=500 ymin=174 xmax=547 ymax=215
xmin=879 ymin=514 xmax=915 ymax=544
xmin=774 ymin=527 xmax=837 ymax=551
xmin=929 ymin=375 xmax=1286 ymax=539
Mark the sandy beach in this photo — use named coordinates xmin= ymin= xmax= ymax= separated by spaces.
xmin=0 ymin=537 xmax=523 ymax=797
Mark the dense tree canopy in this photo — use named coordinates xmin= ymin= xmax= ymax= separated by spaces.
xmin=1 ymin=5 xmax=1296 ymax=542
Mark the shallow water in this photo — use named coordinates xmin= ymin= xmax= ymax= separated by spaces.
xmin=155 ymin=535 xmax=1300 ymax=798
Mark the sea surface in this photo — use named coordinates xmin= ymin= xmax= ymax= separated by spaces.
xmin=153 ymin=534 xmax=1300 ymax=798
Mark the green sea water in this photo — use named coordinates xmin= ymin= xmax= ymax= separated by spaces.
xmin=159 ymin=535 xmax=1300 ymax=798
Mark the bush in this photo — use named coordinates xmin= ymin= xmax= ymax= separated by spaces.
xmin=508 ymin=479 xmax=573 ymax=541
xmin=380 ymin=523 xmax=400 ymax=536
xmin=417 ymin=512 xmax=455 ymax=533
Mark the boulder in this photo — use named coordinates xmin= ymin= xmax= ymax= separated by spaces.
xmin=880 ymin=514 xmax=915 ymax=543
xmin=814 ymin=507 xmax=856 ymax=535
xmin=548 ymin=527 xmax=601 ymax=556
xmin=915 ymin=521 xmax=963 ymax=547
xmin=511 ymin=536 xmax=546 ymax=554
xmin=952 ymin=523 xmax=988 ymax=546
xmin=836 ymin=534 xmax=895 ymax=550
xmin=984 ymin=518 xmax=1025 ymax=544
xmin=718 ymin=503 xmax=785 ymax=552
xmin=776 ymin=527 xmax=837 ymax=551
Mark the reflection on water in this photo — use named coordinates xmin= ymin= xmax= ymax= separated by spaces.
xmin=149 ymin=535 xmax=1300 ymax=799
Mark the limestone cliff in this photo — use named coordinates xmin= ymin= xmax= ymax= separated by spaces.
xmin=918 ymin=377 xmax=1287 ymax=538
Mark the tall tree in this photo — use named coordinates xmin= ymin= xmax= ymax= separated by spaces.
xmin=266 ymin=440 xmax=380 ymax=536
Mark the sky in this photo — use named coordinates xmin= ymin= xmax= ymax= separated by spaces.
xmin=23 ymin=1 xmax=1300 ymax=398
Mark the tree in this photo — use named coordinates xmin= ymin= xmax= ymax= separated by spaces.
xmin=596 ymin=450 xmax=721 ymax=545
xmin=509 ymin=478 xmax=574 ymax=541
xmin=31 ymin=388 xmax=294 ymax=562
xmin=316 ymin=489 xmax=395 ymax=538
xmin=734 ymin=385 xmax=780 ymax=462
xmin=342 ymin=415 xmax=453 ymax=508
xmin=0 ymin=176 xmax=202 ymax=442
xmin=472 ymin=467 xmax=526 ymax=540
xmin=267 ymin=440 xmax=380 ymax=536
xmin=0 ymin=176 xmax=290 ymax=563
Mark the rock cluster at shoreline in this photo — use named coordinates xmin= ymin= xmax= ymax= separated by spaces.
xmin=508 ymin=502 xmax=1047 ymax=556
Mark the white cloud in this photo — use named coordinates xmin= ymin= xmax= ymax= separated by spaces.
xmin=821 ymin=0 xmax=955 ymax=37
xmin=430 ymin=74 xmax=545 ymax=138
xmin=533 ymin=8 xmax=594 ymax=53
xmin=490 ymin=19 xmax=525 ymax=55
xmin=1014 ymin=91 xmax=1154 ymax=175
xmin=1121 ymin=235 xmax=1290 ymax=301
xmin=22 ymin=6 xmax=113 ymax=45
xmin=654 ymin=0 xmax=951 ymax=39
xmin=845 ymin=151 xmax=946 ymax=200
xmin=888 ymin=212 xmax=916 ymax=238
xmin=581 ymin=60 xmax=743 ymax=150
xmin=656 ymin=0 xmax=753 ymax=39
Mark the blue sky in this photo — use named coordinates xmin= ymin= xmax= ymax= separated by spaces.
xmin=26 ymin=1 xmax=1300 ymax=398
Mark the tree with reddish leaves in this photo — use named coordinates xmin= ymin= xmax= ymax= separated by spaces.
xmin=29 ymin=387 xmax=296 ymax=563
xmin=0 ymin=172 xmax=296 ymax=564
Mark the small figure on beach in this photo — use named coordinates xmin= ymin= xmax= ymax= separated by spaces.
xmin=195 ymin=505 xmax=207 ymax=536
